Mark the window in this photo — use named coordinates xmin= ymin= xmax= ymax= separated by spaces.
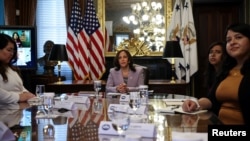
xmin=36 ymin=0 xmax=72 ymax=80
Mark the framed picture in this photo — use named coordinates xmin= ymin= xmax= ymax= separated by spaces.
xmin=114 ymin=33 xmax=130 ymax=46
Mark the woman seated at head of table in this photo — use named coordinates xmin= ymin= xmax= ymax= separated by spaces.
xmin=106 ymin=49 xmax=145 ymax=93
xmin=0 ymin=33 xmax=35 ymax=104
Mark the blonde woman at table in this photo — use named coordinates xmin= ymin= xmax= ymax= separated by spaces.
xmin=0 ymin=33 xmax=35 ymax=104
xmin=182 ymin=23 xmax=250 ymax=125
xmin=106 ymin=49 xmax=145 ymax=93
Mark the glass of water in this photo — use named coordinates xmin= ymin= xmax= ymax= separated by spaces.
xmin=93 ymin=80 xmax=102 ymax=98
xmin=43 ymin=92 xmax=55 ymax=118
xmin=129 ymin=92 xmax=141 ymax=115
xmin=139 ymin=85 xmax=148 ymax=105
xmin=36 ymin=85 xmax=45 ymax=102
xmin=110 ymin=107 xmax=130 ymax=140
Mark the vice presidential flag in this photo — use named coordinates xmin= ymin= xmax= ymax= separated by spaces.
xmin=181 ymin=0 xmax=198 ymax=83
xmin=166 ymin=0 xmax=185 ymax=80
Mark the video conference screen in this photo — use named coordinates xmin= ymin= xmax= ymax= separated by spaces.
xmin=0 ymin=26 xmax=37 ymax=69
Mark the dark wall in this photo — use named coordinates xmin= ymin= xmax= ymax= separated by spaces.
xmin=21 ymin=69 xmax=36 ymax=92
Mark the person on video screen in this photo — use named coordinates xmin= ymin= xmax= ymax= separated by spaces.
xmin=12 ymin=32 xmax=22 ymax=48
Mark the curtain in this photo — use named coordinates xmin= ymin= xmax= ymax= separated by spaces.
xmin=18 ymin=0 xmax=37 ymax=26
xmin=4 ymin=0 xmax=15 ymax=25
xmin=4 ymin=0 xmax=37 ymax=25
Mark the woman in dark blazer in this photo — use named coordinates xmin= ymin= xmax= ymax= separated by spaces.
xmin=106 ymin=49 xmax=144 ymax=93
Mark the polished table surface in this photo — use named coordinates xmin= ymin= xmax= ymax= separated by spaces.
xmin=0 ymin=94 xmax=222 ymax=141
xmin=46 ymin=79 xmax=189 ymax=95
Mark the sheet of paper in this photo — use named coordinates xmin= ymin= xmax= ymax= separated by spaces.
xmin=157 ymin=106 xmax=207 ymax=115
xmin=172 ymin=131 xmax=207 ymax=141
xmin=173 ymin=107 xmax=207 ymax=115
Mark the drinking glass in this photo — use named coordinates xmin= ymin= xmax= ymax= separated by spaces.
xmin=129 ymin=92 xmax=141 ymax=115
xmin=111 ymin=107 xmax=130 ymax=140
xmin=93 ymin=80 xmax=102 ymax=98
xmin=93 ymin=99 xmax=103 ymax=114
xmin=139 ymin=85 xmax=148 ymax=105
xmin=43 ymin=119 xmax=55 ymax=139
xmin=43 ymin=92 xmax=55 ymax=118
xmin=36 ymin=85 xmax=45 ymax=99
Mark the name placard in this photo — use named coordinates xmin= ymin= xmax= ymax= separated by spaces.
xmin=98 ymin=121 xmax=156 ymax=138
xmin=67 ymin=95 xmax=90 ymax=104
xmin=119 ymin=94 xmax=130 ymax=102
xmin=108 ymin=104 xmax=147 ymax=115
xmin=54 ymin=101 xmax=77 ymax=110
xmin=108 ymin=104 xmax=130 ymax=113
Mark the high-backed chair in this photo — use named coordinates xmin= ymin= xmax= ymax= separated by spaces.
xmin=134 ymin=64 xmax=150 ymax=85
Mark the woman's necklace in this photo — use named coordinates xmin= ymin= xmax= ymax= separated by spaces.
xmin=231 ymin=68 xmax=241 ymax=76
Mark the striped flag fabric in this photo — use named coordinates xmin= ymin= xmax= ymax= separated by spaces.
xmin=166 ymin=0 xmax=185 ymax=80
xmin=82 ymin=0 xmax=105 ymax=80
xmin=66 ymin=0 xmax=89 ymax=80
xmin=180 ymin=0 xmax=198 ymax=83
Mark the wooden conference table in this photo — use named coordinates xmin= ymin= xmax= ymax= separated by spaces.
xmin=46 ymin=79 xmax=189 ymax=95
xmin=1 ymin=94 xmax=222 ymax=141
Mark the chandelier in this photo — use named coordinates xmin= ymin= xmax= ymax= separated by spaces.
xmin=122 ymin=0 xmax=165 ymax=52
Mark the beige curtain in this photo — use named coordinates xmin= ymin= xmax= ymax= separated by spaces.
xmin=4 ymin=0 xmax=37 ymax=26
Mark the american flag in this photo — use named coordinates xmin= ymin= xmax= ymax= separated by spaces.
xmin=82 ymin=0 xmax=105 ymax=80
xmin=66 ymin=0 xmax=89 ymax=80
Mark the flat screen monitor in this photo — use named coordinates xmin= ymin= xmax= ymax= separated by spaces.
xmin=0 ymin=26 xmax=37 ymax=70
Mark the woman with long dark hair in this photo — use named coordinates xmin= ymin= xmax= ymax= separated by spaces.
xmin=0 ymin=33 xmax=35 ymax=104
xmin=106 ymin=49 xmax=144 ymax=93
xmin=182 ymin=23 xmax=250 ymax=125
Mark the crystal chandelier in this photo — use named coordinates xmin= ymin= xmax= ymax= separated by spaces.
xmin=122 ymin=0 xmax=165 ymax=51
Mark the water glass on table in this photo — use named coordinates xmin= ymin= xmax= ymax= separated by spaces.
xmin=93 ymin=80 xmax=102 ymax=99
xmin=139 ymin=85 xmax=148 ymax=105
xmin=129 ymin=92 xmax=141 ymax=115
xmin=110 ymin=107 xmax=130 ymax=139
xmin=43 ymin=92 xmax=55 ymax=118
xmin=36 ymin=85 xmax=45 ymax=102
